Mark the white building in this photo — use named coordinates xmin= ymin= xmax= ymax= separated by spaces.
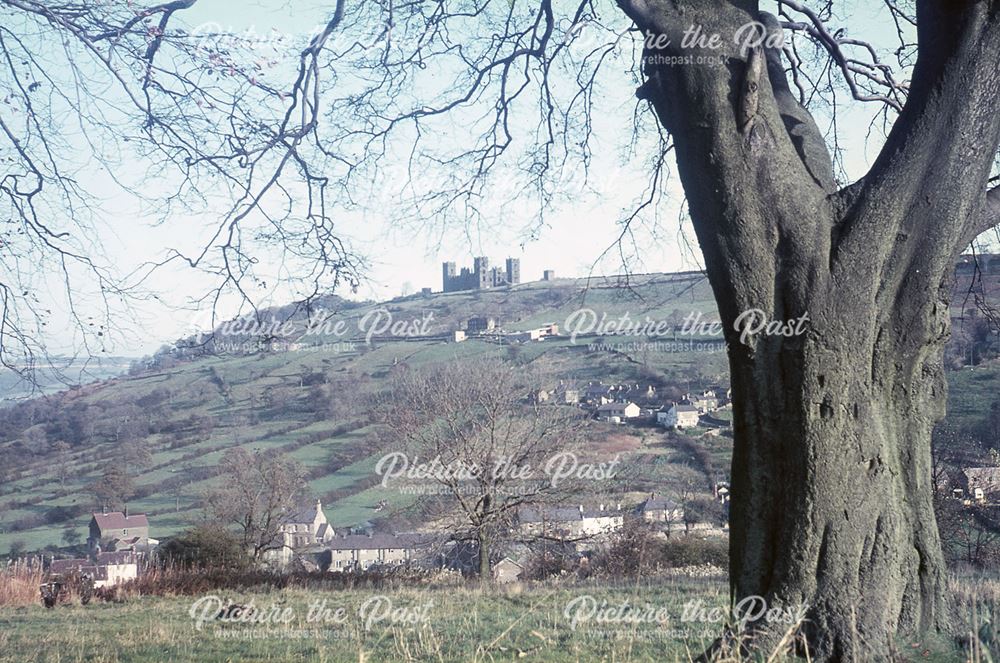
xmin=49 ymin=551 xmax=139 ymax=589
xmin=635 ymin=494 xmax=684 ymax=525
xmin=269 ymin=499 xmax=336 ymax=566
xmin=326 ymin=533 xmax=437 ymax=571
xmin=517 ymin=504 xmax=624 ymax=539
xmin=596 ymin=401 xmax=641 ymax=422
xmin=658 ymin=403 xmax=701 ymax=429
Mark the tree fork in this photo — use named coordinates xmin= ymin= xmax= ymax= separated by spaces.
xmin=618 ymin=0 xmax=1000 ymax=659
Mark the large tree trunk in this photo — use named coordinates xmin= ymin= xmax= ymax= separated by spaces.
xmin=727 ymin=273 xmax=951 ymax=658
xmin=614 ymin=0 xmax=1000 ymax=659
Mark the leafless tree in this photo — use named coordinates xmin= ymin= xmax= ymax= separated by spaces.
xmin=51 ymin=440 xmax=71 ymax=487
xmin=379 ymin=358 xmax=594 ymax=580
xmin=937 ymin=500 xmax=1000 ymax=569
xmin=204 ymin=447 xmax=305 ymax=560
xmin=89 ymin=462 xmax=134 ymax=512
xmin=1 ymin=0 xmax=363 ymax=392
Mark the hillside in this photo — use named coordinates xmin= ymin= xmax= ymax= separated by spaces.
xmin=1 ymin=270 xmax=999 ymax=556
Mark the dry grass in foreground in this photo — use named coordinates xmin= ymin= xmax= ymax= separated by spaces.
xmin=2 ymin=567 xmax=994 ymax=662
xmin=0 ymin=560 xmax=44 ymax=608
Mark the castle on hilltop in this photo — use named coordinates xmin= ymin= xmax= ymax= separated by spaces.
xmin=442 ymin=257 xmax=520 ymax=293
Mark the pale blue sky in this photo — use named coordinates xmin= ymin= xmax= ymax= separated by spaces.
xmin=23 ymin=1 xmax=938 ymax=358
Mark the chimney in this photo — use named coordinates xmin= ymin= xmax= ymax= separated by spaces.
xmin=123 ymin=505 xmax=128 ymax=519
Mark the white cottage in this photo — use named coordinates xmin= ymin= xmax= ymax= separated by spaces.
xmin=658 ymin=403 xmax=700 ymax=429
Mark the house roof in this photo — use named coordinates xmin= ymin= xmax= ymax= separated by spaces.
xmin=494 ymin=557 xmax=524 ymax=570
xmin=49 ymin=558 xmax=90 ymax=574
xmin=284 ymin=499 xmax=324 ymax=525
xmin=518 ymin=506 xmax=580 ymax=523
xmin=597 ymin=401 xmax=635 ymax=412
xmin=51 ymin=552 xmax=137 ymax=575
xmin=638 ymin=494 xmax=681 ymax=512
xmin=91 ymin=512 xmax=149 ymax=531
xmin=327 ymin=532 xmax=438 ymax=551
xmin=518 ymin=505 xmax=623 ymax=524
xmin=672 ymin=404 xmax=700 ymax=413
xmin=49 ymin=561 xmax=108 ymax=580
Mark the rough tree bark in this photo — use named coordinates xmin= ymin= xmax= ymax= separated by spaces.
xmin=617 ymin=0 xmax=1000 ymax=659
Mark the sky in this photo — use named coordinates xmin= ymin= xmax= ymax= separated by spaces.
xmin=9 ymin=0 xmax=932 ymax=360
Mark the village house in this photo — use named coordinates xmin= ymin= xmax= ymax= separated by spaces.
xmin=517 ymin=504 xmax=624 ymax=540
xmin=466 ymin=316 xmax=497 ymax=334
xmin=506 ymin=323 xmax=559 ymax=343
xmin=714 ymin=481 xmax=731 ymax=504
xmin=635 ymin=494 xmax=684 ymax=525
xmin=492 ymin=556 xmax=525 ymax=584
xmin=325 ymin=532 xmax=437 ymax=572
xmin=269 ymin=499 xmax=336 ymax=566
xmin=538 ymin=382 xmax=581 ymax=405
xmin=510 ymin=328 xmax=544 ymax=342
xmin=49 ymin=551 xmax=139 ymax=589
xmin=556 ymin=386 xmax=580 ymax=404
xmin=961 ymin=467 xmax=1000 ymax=502
xmin=658 ymin=403 xmax=701 ymax=429
xmin=683 ymin=391 xmax=720 ymax=413
xmin=583 ymin=382 xmax=615 ymax=404
xmin=596 ymin=401 xmax=641 ymax=423
xmin=619 ymin=383 xmax=656 ymax=401
xmin=87 ymin=511 xmax=158 ymax=554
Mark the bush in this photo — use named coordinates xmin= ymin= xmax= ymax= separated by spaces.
xmin=11 ymin=514 xmax=45 ymax=532
xmin=119 ymin=565 xmax=461 ymax=599
xmin=657 ymin=536 xmax=728 ymax=569
xmin=157 ymin=525 xmax=249 ymax=569
xmin=586 ymin=521 xmax=729 ymax=577
xmin=44 ymin=504 xmax=85 ymax=525
xmin=8 ymin=540 xmax=28 ymax=558
xmin=591 ymin=520 xmax=661 ymax=577
xmin=684 ymin=498 xmax=727 ymax=527
xmin=522 ymin=547 xmax=579 ymax=580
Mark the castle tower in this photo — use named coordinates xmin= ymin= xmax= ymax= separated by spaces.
xmin=505 ymin=258 xmax=521 ymax=285
xmin=474 ymin=256 xmax=490 ymax=288
xmin=442 ymin=262 xmax=456 ymax=292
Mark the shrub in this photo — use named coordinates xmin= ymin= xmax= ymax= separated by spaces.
xmin=657 ymin=536 xmax=728 ymax=569
xmin=157 ymin=525 xmax=249 ymax=569
xmin=586 ymin=522 xmax=729 ymax=577
xmin=522 ymin=547 xmax=579 ymax=580
xmin=591 ymin=520 xmax=661 ymax=577
xmin=44 ymin=504 xmax=85 ymax=525
xmin=8 ymin=540 xmax=28 ymax=558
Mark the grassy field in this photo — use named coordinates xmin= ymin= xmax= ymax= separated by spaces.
xmin=2 ymin=570 xmax=995 ymax=663
xmin=0 ymin=576 xmax=731 ymax=663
